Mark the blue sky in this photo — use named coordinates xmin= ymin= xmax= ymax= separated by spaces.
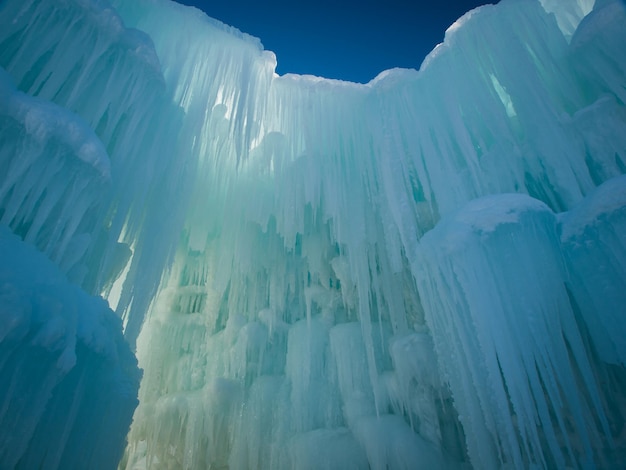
xmin=174 ymin=0 xmax=498 ymax=83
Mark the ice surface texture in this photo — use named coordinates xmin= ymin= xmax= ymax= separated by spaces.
xmin=1 ymin=0 xmax=626 ymax=468
xmin=0 ymin=226 xmax=140 ymax=469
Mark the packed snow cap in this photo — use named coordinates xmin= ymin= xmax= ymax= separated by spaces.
xmin=1 ymin=0 xmax=626 ymax=469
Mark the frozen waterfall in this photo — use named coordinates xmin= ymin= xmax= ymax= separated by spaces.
xmin=1 ymin=0 xmax=626 ymax=468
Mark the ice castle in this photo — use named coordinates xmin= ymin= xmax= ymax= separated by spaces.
xmin=1 ymin=0 xmax=626 ymax=468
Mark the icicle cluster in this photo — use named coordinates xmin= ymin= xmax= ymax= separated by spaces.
xmin=0 ymin=0 xmax=192 ymax=345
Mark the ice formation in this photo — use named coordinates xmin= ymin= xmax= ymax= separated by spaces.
xmin=0 ymin=225 xmax=140 ymax=468
xmin=1 ymin=0 xmax=626 ymax=468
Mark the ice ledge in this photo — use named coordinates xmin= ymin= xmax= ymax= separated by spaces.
xmin=0 ymin=225 xmax=129 ymax=365
xmin=558 ymin=174 xmax=626 ymax=241
xmin=419 ymin=193 xmax=552 ymax=255
xmin=0 ymin=68 xmax=111 ymax=179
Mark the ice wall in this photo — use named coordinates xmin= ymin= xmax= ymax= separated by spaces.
xmin=1 ymin=0 xmax=626 ymax=468
xmin=0 ymin=0 xmax=192 ymax=345
xmin=0 ymin=0 xmax=177 ymax=466
xmin=0 ymin=54 xmax=141 ymax=469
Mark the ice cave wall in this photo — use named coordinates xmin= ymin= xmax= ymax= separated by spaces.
xmin=1 ymin=0 xmax=626 ymax=468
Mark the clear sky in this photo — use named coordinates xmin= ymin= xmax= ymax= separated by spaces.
xmin=174 ymin=0 xmax=498 ymax=83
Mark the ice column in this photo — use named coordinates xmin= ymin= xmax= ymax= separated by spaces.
xmin=560 ymin=175 xmax=626 ymax=367
xmin=415 ymin=194 xmax=611 ymax=469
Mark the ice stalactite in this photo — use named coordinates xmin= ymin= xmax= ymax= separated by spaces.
xmin=0 ymin=69 xmax=110 ymax=274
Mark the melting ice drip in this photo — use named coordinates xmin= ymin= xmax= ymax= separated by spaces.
xmin=1 ymin=0 xmax=626 ymax=468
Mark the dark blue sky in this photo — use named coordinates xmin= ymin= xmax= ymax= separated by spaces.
xmin=175 ymin=0 xmax=497 ymax=83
